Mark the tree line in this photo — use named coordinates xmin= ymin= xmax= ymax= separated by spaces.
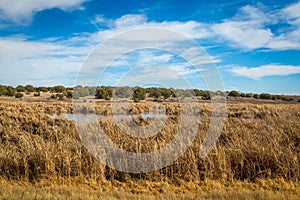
xmin=0 ymin=84 xmax=297 ymax=102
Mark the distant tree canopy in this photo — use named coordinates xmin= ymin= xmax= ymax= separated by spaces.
xmin=0 ymin=84 xmax=296 ymax=102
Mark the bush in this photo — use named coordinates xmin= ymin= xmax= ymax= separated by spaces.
xmin=16 ymin=85 xmax=26 ymax=92
xmin=253 ymin=94 xmax=259 ymax=99
xmin=6 ymin=86 xmax=16 ymax=96
xmin=133 ymin=87 xmax=146 ymax=102
xmin=202 ymin=91 xmax=211 ymax=100
xmin=25 ymin=85 xmax=35 ymax=92
xmin=245 ymin=93 xmax=252 ymax=98
xmin=228 ymin=90 xmax=240 ymax=97
xmin=53 ymin=85 xmax=66 ymax=93
xmin=95 ymin=87 xmax=110 ymax=100
xmin=37 ymin=87 xmax=48 ymax=92
xmin=259 ymin=93 xmax=272 ymax=100
xmin=56 ymin=94 xmax=64 ymax=100
xmin=0 ymin=85 xmax=8 ymax=96
xmin=66 ymin=91 xmax=73 ymax=99
xmin=34 ymin=92 xmax=40 ymax=97
xmin=15 ymin=92 xmax=23 ymax=98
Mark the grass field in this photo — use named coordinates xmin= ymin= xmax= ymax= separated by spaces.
xmin=0 ymin=100 xmax=300 ymax=199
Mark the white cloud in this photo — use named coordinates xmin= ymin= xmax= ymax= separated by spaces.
xmin=0 ymin=0 xmax=88 ymax=24
xmin=90 ymin=15 xmax=212 ymax=42
xmin=114 ymin=14 xmax=147 ymax=27
xmin=228 ymin=65 xmax=300 ymax=80
xmin=0 ymin=37 xmax=90 ymax=86
xmin=282 ymin=1 xmax=300 ymax=19
xmin=210 ymin=3 xmax=300 ymax=50
xmin=264 ymin=2 xmax=300 ymax=50
xmin=212 ymin=21 xmax=272 ymax=49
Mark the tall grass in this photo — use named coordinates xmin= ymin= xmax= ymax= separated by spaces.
xmin=0 ymin=101 xmax=299 ymax=184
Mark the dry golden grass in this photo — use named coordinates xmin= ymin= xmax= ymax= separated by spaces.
xmin=1 ymin=177 xmax=300 ymax=199
xmin=0 ymin=100 xmax=300 ymax=199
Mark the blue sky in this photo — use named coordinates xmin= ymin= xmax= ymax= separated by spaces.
xmin=0 ymin=0 xmax=300 ymax=94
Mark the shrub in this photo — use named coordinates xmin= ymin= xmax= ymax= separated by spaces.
xmin=16 ymin=85 xmax=26 ymax=92
xmin=25 ymin=85 xmax=35 ymax=92
xmin=15 ymin=92 xmax=23 ymax=98
xmin=0 ymin=85 xmax=8 ymax=96
xmin=202 ymin=91 xmax=211 ymax=100
xmin=259 ymin=93 xmax=272 ymax=100
xmin=56 ymin=94 xmax=64 ymax=100
xmin=133 ymin=87 xmax=146 ymax=102
xmin=95 ymin=87 xmax=110 ymax=100
xmin=37 ymin=87 xmax=48 ymax=92
xmin=228 ymin=90 xmax=240 ymax=97
xmin=66 ymin=91 xmax=73 ymax=99
xmin=53 ymin=85 xmax=66 ymax=93
xmin=34 ymin=92 xmax=40 ymax=97
xmin=245 ymin=93 xmax=252 ymax=98
xmin=6 ymin=86 xmax=16 ymax=96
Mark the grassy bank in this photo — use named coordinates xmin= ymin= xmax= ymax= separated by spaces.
xmin=1 ymin=177 xmax=300 ymax=199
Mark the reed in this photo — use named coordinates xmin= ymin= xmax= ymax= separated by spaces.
xmin=0 ymin=101 xmax=299 ymax=184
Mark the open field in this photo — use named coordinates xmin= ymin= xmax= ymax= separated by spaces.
xmin=0 ymin=100 xmax=300 ymax=199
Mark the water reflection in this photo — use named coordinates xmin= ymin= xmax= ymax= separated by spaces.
xmin=49 ymin=113 xmax=168 ymax=121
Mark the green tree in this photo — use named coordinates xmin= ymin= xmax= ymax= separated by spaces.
xmin=149 ymin=88 xmax=161 ymax=99
xmin=37 ymin=87 xmax=48 ymax=92
xmin=228 ymin=90 xmax=240 ymax=97
xmin=15 ymin=92 xmax=23 ymax=98
xmin=16 ymin=85 xmax=26 ymax=92
xmin=113 ymin=86 xmax=132 ymax=98
xmin=53 ymin=85 xmax=66 ymax=93
xmin=95 ymin=87 xmax=111 ymax=100
xmin=133 ymin=87 xmax=146 ymax=102
xmin=25 ymin=85 xmax=35 ymax=92
xmin=161 ymin=88 xmax=173 ymax=99
xmin=0 ymin=85 xmax=8 ymax=96
xmin=202 ymin=91 xmax=211 ymax=100
xmin=259 ymin=93 xmax=272 ymax=100
xmin=6 ymin=86 xmax=16 ymax=96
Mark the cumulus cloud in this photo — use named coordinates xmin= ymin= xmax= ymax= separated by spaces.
xmin=282 ymin=1 xmax=300 ymax=19
xmin=228 ymin=65 xmax=300 ymax=80
xmin=89 ymin=3 xmax=300 ymax=51
xmin=90 ymin=14 xmax=212 ymax=42
xmin=212 ymin=21 xmax=272 ymax=49
xmin=0 ymin=0 xmax=88 ymax=24
xmin=0 ymin=37 xmax=90 ymax=86
xmin=210 ymin=3 xmax=300 ymax=50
